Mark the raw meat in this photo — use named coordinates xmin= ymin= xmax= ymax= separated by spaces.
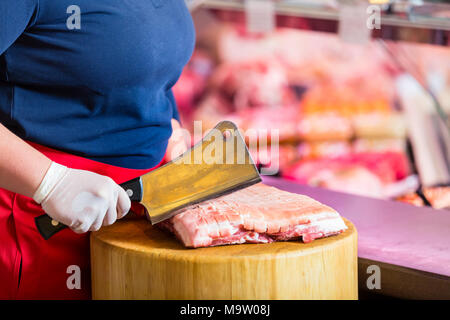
xmin=396 ymin=192 xmax=425 ymax=207
xmin=297 ymin=114 xmax=353 ymax=141
xmin=210 ymin=60 xmax=293 ymax=108
xmin=297 ymin=141 xmax=351 ymax=159
xmin=283 ymin=158 xmax=385 ymax=198
xmin=396 ymin=187 xmax=450 ymax=210
xmin=158 ymin=184 xmax=347 ymax=248
xmin=241 ymin=105 xmax=300 ymax=142
xmin=284 ymin=151 xmax=410 ymax=186
xmin=422 ymin=187 xmax=450 ymax=210
xmin=352 ymin=112 xmax=407 ymax=139
xmin=353 ymin=138 xmax=406 ymax=153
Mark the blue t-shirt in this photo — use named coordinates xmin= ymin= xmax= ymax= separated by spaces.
xmin=0 ymin=0 xmax=195 ymax=169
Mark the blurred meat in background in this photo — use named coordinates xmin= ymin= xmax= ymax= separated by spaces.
xmin=172 ymin=19 xmax=450 ymax=210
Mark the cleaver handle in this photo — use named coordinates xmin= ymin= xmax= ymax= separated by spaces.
xmin=34 ymin=177 xmax=143 ymax=240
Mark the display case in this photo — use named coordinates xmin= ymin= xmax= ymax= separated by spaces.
xmin=174 ymin=0 xmax=450 ymax=299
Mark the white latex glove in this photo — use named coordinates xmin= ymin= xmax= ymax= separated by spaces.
xmin=33 ymin=162 xmax=131 ymax=233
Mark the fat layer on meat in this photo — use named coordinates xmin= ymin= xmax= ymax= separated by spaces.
xmin=158 ymin=183 xmax=347 ymax=248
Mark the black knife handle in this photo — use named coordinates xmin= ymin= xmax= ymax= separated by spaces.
xmin=34 ymin=177 xmax=143 ymax=240
xmin=35 ymin=214 xmax=68 ymax=240
xmin=119 ymin=177 xmax=143 ymax=202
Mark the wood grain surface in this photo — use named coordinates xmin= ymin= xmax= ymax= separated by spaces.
xmin=91 ymin=218 xmax=357 ymax=300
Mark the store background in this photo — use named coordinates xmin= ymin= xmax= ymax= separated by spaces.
xmin=166 ymin=0 xmax=450 ymax=299
xmin=174 ymin=0 xmax=450 ymax=209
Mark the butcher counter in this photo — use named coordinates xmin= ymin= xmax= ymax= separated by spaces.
xmin=89 ymin=176 xmax=448 ymax=300
xmin=263 ymin=176 xmax=450 ymax=300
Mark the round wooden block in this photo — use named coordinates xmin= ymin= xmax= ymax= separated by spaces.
xmin=91 ymin=218 xmax=357 ymax=300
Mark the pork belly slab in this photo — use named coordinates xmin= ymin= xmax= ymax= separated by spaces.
xmin=158 ymin=184 xmax=347 ymax=248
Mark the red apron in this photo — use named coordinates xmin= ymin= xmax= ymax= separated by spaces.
xmin=0 ymin=142 xmax=158 ymax=299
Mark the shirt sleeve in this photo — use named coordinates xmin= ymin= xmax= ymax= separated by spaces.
xmin=0 ymin=0 xmax=39 ymax=55
xmin=167 ymin=89 xmax=181 ymax=122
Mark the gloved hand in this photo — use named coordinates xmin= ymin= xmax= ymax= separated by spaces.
xmin=33 ymin=162 xmax=131 ymax=233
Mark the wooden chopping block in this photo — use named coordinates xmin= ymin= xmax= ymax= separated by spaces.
xmin=91 ymin=218 xmax=357 ymax=300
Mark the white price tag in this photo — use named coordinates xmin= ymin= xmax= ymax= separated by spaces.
xmin=245 ymin=0 xmax=275 ymax=34
xmin=338 ymin=1 xmax=372 ymax=44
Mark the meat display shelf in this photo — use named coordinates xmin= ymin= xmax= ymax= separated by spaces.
xmin=199 ymin=0 xmax=450 ymax=45
xmin=263 ymin=176 xmax=450 ymax=299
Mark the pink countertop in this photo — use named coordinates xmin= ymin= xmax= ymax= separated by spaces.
xmin=263 ymin=176 xmax=450 ymax=277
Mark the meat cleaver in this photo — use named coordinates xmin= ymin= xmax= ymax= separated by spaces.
xmin=35 ymin=121 xmax=262 ymax=240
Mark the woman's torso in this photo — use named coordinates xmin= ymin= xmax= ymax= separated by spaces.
xmin=0 ymin=0 xmax=195 ymax=169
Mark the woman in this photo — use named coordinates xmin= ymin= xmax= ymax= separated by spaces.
xmin=0 ymin=0 xmax=194 ymax=299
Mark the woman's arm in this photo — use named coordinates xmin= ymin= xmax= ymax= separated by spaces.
xmin=0 ymin=123 xmax=51 ymax=197
xmin=0 ymin=123 xmax=131 ymax=233
xmin=0 ymin=0 xmax=45 ymax=195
